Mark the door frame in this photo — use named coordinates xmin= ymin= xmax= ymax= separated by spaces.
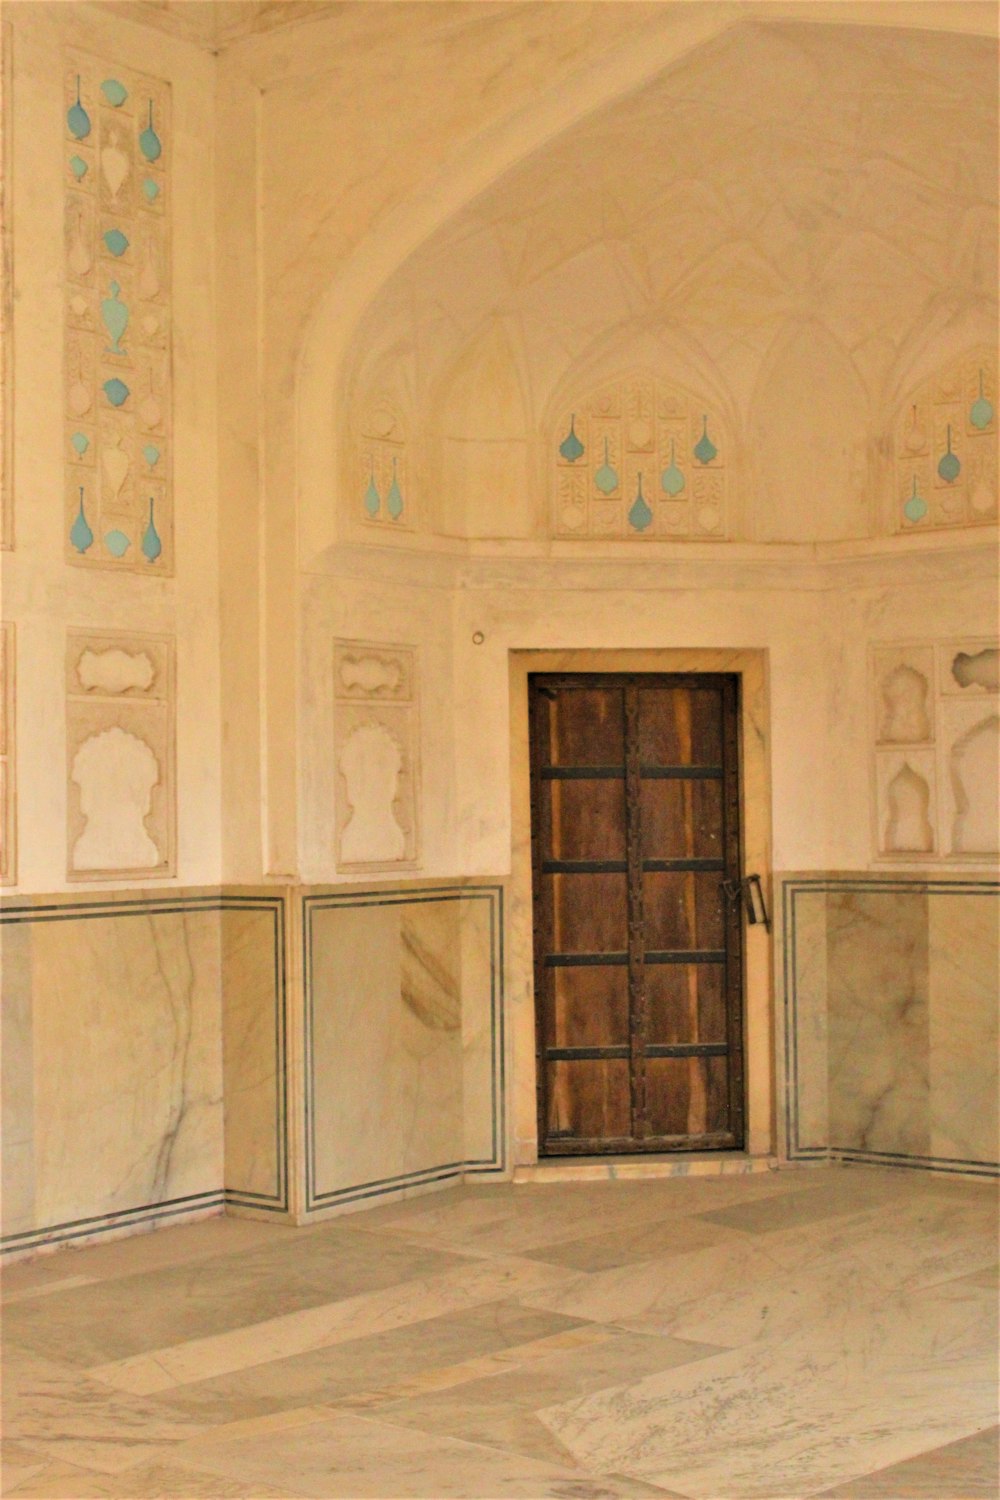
xmin=509 ymin=648 xmax=774 ymax=1166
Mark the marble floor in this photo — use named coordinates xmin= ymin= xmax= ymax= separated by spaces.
xmin=1 ymin=1166 xmax=997 ymax=1500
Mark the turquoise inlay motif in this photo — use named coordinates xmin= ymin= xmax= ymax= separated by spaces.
xmin=70 ymin=488 xmax=94 ymax=552
xmin=364 ymin=462 xmax=381 ymax=518
xmin=559 ymin=414 xmax=585 ymax=463
xmin=103 ymin=228 xmax=129 ymax=257
xmin=594 ymin=438 xmax=618 ymax=495
xmin=386 ymin=457 xmax=404 ymax=520
xmin=660 ymin=440 xmax=685 ymax=496
xmin=970 ymin=370 xmax=994 ymax=431
xmin=69 ymin=154 xmax=88 ymax=180
xmin=105 ymin=529 xmax=130 ymax=557
xmin=693 ymin=415 xmax=717 ymax=466
xmin=103 ymin=377 xmax=130 ymax=407
xmin=71 ymin=431 xmax=89 ymax=456
xmin=67 ymin=77 xmax=91 ymax=140
xmin=937 ymin=423 xmax=960 ymax=483
xmin=628 ymin=472 xmax=653 ymax=532
xmin=142 ymin=443 xmax=160 ymax=467
xmin=142 ymin=178 xmax=160 ymax=203
xmin=139 ymin=101 xmax=162 ymax=163
xmin=903 ymin=476 xmax=928 ymax=524
xmin=101 ymin=279 xmax=129 ymax=354
xmin=100 ymin=79 xmax=128 ymax=107
xmin=141 ymin=497 xmax=162 ymax=562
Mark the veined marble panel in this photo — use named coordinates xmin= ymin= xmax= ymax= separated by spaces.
xmin=928 ymin=893 xmax=1000 ymax=1165
xmin=303 ymin=886 xmax=502 ymax=1213
xmin=0 ymin=895 xmax=224 ymax=1256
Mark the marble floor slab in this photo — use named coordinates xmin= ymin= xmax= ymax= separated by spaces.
xmin=1 ymin=1166 xmax=997 ymax=1499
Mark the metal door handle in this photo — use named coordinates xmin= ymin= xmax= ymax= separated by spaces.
xmin=720 ymin=874 xmax=771 ymax=932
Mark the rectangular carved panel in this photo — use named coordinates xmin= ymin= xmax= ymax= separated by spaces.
xmin=66 ymin=630 xmax=175 ymax=879
xmin=64 ymin=53 xmax=172 ymax=573
xmin=333 ymin=640 xmax=419 ymax=870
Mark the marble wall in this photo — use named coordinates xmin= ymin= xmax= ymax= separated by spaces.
xmin=302 ymin=883 xmax=504 ymax=1213
xmin=779 ymin=875 xmax=999 ymax=1176
xmin=0 ymin=889 xmax=289 ymax=1256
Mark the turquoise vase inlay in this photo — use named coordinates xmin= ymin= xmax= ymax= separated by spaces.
xmin=142 ymin=443 xmax=160 ymax=467
xmin=70 ymin=487 xmax=94 ymax=552
xmin=69 ymin=154 xmax=88 ymax=180
xmin=70 ymin=431 xmax=89 ymax=456
xmin=559 ymin=414 xmax=585 ymax=463
xmin=937 ymin=424 xmax=960 ymax=483
xmin=100 ymin=78 xmax=128 ymax=107
xmin=595 ymin=438 xmax=618 ymax=495
xmin=693 ymin=415 xmax=717 ymax=466
xmin=139 ymin=101 xmax=162 ymax=163
xmin=970 ymin=370 xmax=994 ymax=431
xmin=105 ymin=529 xmax=130 ymax=557
xmin=142 ymin=178 xmax=160 ymax=203
xmin=103 ymin=228 xmax=129 ymax=257
xmin=103 ymin=377 xmax=130 ymax=407
xmin=903 ymin=476 xmax=928 ymax=524
xmin=660 ymin=440 xmax=685 ymax=496
xmin=628 ymin=472 xmax=653 ymax=533
xmin=101 ymin=279 xmax=129 ymax=354
xmin=364 ymin=463 xmax=380 ymax=518
xmin=141 ymin=497 xmax=162 ymax=562
xmin=67 ymin=76 xmax=91 ymax=140
xmin=386 ymin=457 xmax=404 ymax=520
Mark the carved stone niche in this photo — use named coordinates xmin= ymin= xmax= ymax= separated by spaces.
xmin=939 ymin=700 xmax=1000 ymax=858
xmin=65 ymin=630 xmax=174 ymax=879
xmin=875 ymin=749 xmax=937 ymax=857
xmin=938 ymin=637 xmax=1000 ymax=697
xmin=871 ymin=645 xmax=935 ymax=746
xmin=333 ymin=641 xmax=419 ymax=871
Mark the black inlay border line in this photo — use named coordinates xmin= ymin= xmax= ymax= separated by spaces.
xmin=782 ymin=875 xmax=999 ymax=1179
xmin=0 ymin=893 xmax=290 ymax=1255
xmin=302 ymin=885 xmax=505 ymax=1212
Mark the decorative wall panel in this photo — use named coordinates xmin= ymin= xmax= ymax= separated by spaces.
xmin=64 ymin=53 xmax=172 ymax=572
xmin=552 ymin=374 xmax=728 ymax=539
xmin=0 ymin=622 xmax=14 ymax=883
xmin=893 ymin=348 xmax=997 ymax=532
xmin=871 ymin=638 xmax=999 ymax=861
xmin=1 ymin=21 xmax=13 ymax=550
xmin=357 ymin=398 xmax=411 ymax=531
xmin=66 ymin=629 xmax=174 ymax=879
xmin=333 ymin=640 xmax=419 ymax=870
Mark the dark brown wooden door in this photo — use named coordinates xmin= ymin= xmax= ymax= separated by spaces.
xmin=529 ymin=673 xmax=745 ymax=1155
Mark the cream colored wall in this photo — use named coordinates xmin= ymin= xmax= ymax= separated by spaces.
xmin=3 ymin=0 xmax=220 ymax=893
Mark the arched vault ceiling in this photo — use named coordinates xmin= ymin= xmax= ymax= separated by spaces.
xmin=349 ymin=20 xmax=997 ymax=420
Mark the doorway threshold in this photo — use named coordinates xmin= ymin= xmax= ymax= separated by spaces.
xmin=512 ymin=1152 xmax=780 ymax=1184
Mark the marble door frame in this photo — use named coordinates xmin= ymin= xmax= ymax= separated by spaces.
xmin=508 ymin=648 xmax=774 ymax=1167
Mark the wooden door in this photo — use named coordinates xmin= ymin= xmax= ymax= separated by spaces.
xmin=529 ymin=673 xmax=745 ymax=1154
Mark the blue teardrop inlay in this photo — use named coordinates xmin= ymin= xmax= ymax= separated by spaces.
xmin=903 ymin=476 xmax=928 ymax=524
xmin=67 ymin=77 xmax=91 ymax=140
xmin=364 ymin=466 xmax=380 ymax=518
xmin=559 ymin=415 xmax=585 ymax=463
xmin=139 ymin=101 xmax=162 ymax=163
xmin=103 ymin=377 xmax=130 ymax=407
xmin=142 ymin=497 xmax=162 ymax=562
xmin=142 ymin=178 xmax=160 ymax=202
xmin=661 ymin=440 xmax=685 ymax=497
xmin=143 ymin=443 xmax=160 ymax=467
xmin=105 ymin=529 xmax=130 ymax=557
xmin=70 ymin=488 xmax=94 ymax=552
xmin=594 ymin=438 xmax=618 ymax=495
xmin=69 ymin=154 xmax=88 ymax=180
xmin=103 ymin=228 xmax=129 ymax=257
xmin=970 ymin=370 xmax=994 ymax=431
xmin=628 ymin=473 xmax=653 ymax=533
xmin=71 ymin=431 xmax=89 ymax=455
xmin=101 ymin=279 xmax=129 ymax=355
xmin=101 ymin=78 xmax=128 ymax=107
xmin=693 ymin=415 xmax=717 ymax=466
xmin=937 ymin=424 xmax=960 ymax=483
xmin=386 ymin=457 xmax=404 ymax=520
